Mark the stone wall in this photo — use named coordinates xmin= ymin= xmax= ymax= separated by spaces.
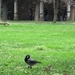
xmin=7 ymin=0 xmax=67 ymax=20
xmin=7 ymin=0 xmax=14 ymax=20
xmin=18 ymin=0 xmax=54 ymax=20
xmin=18 ymin=0 xmax=36 ymax=20
xmin=44 ymin=3 xmax=54 ymax=21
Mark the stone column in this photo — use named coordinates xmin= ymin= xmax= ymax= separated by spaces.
xmin=40 ymin=1 xmax=44 ymax=20
xmin=35 ymin=0 xmax=40 ymax=21
xmin=67 ymin=4 xmax=70 ymax=20
xmin=0 ymin=0 xmax=2 ymax=21
xmin=70 ymin=5 xmax=75 ymax=20
xmin=2 ymin=1 xmax=7 ymax=21
xmin=14 ymin=0 xmax=18 ymax=20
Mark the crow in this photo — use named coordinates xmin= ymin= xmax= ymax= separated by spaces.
xmin=24 ymin=54 xmax=41 ymax=69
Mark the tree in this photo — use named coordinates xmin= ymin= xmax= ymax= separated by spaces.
xmin=41 ymin=0 xmax=59 ymax=22
xmin=53 ymin=0 xmax=59 ymax=23
xmin=41 ymin=0 xmax=75 ymax=22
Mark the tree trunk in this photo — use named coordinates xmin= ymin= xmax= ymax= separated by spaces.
xmin=0 ymin=0 xmax=2 ymax=21
xmin=53 ymin=0 xmax=59 ymax=23
xmin=35 ymin=0 xmax=40 ymax=21
xmin=2 ymin=0 xmax=7 ymax=21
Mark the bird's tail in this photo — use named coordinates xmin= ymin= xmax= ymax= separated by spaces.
xmin=37 ymin=61 xmax=41 ymax=63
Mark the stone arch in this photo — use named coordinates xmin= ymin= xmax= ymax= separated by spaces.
xmin=18 ymin=0 xmax=36 ymax=20
xmin=44 ymin=1 xmax=67 ymax=21
xmin=1 ymin=0 xmax=75 ymax=21
xmin=7 ymin=0 xmax=14 ymax=20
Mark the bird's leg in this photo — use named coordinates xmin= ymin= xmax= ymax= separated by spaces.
xmin=30 ymin=66 xmax=32 ymax=69
xmin=28 ymin=66 xmax=32 ymax=69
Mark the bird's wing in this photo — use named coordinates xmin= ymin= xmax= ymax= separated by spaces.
xmin=28 ymin=58 xmax=41 ymax=64
xmin=28 ymin=58 xmax=37 ymax=63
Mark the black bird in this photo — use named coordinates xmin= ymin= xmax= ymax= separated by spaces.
xmin=24 ymin=54 xmax=41 ymax=68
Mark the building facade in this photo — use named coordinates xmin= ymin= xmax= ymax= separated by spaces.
xmin=0 ymin=0 xmax=75 ymax=21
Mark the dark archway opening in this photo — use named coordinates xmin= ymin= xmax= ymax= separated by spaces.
xmin=7 ymin=0 xmax=14 ymax=20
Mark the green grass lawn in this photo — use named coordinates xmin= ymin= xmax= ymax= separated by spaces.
xmin=0 ymin=21 xmax=75 ymax=75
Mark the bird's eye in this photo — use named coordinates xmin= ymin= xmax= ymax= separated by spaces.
xmin=27 ymin=56 xmax=29 ymax=59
